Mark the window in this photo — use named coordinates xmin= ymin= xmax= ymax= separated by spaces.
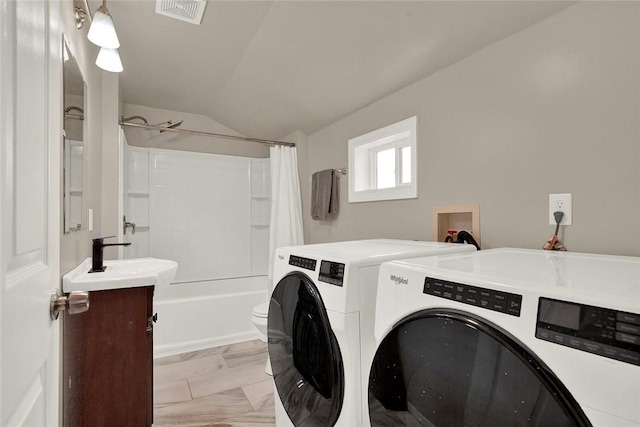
xmin=348 ymin=116 xmax=417 ymax=203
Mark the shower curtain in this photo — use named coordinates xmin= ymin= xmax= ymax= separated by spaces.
xmin=268 ymin=145 xmax=304 ymax=284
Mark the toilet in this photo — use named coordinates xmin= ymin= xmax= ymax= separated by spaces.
xmin=251 ymin=302 xmax=272 ymax=375
xmin=251 ymin=302 xmax=268 ymax=342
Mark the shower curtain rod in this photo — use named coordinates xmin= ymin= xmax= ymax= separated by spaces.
xmin=119 ymin=121 xmax=296 ymax=147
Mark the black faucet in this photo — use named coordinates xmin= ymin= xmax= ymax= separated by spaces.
xmin=89 ymin=236 xmax=132 ymax=273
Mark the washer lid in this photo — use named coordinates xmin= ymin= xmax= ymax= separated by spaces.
xmin=278 ymin=239 xmax=476 ymax=267
xmin=389 ymin=248 xmax=640 ymax=311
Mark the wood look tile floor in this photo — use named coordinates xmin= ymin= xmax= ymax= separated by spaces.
xmin=153 ymin=340 xmax=275 ymax=426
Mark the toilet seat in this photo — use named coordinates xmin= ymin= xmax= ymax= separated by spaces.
xmin=252 ymin=302 xmax=268 ymax=318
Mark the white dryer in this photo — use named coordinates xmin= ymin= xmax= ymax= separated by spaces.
xmin=370 ymin=248 xmax=640 ymax=427
xmin=267 ymin=239 xmax=477 ymax=427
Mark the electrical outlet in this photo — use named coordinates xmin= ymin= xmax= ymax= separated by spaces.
xmin=549 ymin=193 xmax=572 ymax=226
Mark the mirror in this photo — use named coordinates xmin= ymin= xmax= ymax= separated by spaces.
xmin=63 ymin=36 xmax=85 ymax=233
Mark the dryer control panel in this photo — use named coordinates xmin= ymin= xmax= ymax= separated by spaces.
xmin=536 ymin=298 xmax=640 ymax=366
xmin=318 ymin=260 xmax=345 ymax=287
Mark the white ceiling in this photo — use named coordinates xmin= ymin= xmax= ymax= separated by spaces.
xmin=104 ymin=1 xmax=576 ymax=140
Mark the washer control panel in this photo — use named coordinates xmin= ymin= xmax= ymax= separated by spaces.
xmin=536 ymin=298 xmax=640 ymax=366
xmin=289 ymin=255 xmax=317 ymax=271
xmin=318 ymin=260 xmax=345 ymax=287
xmin=423 ymin=277 xmax=522 ymax=317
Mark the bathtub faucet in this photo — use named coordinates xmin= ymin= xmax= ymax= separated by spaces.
xmin=90 ymin=236 xmax=131 ymax=273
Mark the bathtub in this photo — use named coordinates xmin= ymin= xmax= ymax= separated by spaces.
xmin=153 ymin=275 xmax=269 ymax=358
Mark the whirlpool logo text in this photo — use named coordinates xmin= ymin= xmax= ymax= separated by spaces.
xmin=390 ymin=274 xmax=408 ymax=285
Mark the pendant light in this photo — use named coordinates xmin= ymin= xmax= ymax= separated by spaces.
xmin=87 ymin=0 xmax=120 ymax=49
xmin=96 ymin=48 xmax=123 ymax=73
xmin=86 ymin=0 xmax=123 ymax=73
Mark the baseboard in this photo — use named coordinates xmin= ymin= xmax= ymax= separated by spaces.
xmin=153 ymin=330 xmax=262 ymax=359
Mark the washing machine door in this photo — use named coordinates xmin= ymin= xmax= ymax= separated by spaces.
xmin=369 ymin=309 xmax=592 ymax=427
xmin=268 ymin=272 xmax=344 ymax=426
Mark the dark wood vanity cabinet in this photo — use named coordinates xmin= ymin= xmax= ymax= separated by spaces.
xmin=63 ymin=286 xmax=154 ymax=427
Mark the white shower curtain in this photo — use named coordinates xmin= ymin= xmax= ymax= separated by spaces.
xmin=268 ymin=145 xmax=304 ymax=284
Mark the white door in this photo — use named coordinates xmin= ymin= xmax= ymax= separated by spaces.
xmin=1 ymin=1 xmax=62 ymax=426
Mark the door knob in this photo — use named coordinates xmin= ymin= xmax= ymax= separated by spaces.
xmin=50 ymin=289 xmax=90 ymax=320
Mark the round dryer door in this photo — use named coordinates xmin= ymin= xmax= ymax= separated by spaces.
xmin=369 ymin=309 xmax=592 ymax=427
xmin=268 ymin=272 xmax=344 ymax=426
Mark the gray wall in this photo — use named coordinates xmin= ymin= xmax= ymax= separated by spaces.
xmin=60 ymin=0 xmax=111 ymax=275
xmin=305 ymin=2 xmax=640 ymax=256
xmin=99 ymin=73 xmax=123 ymax=261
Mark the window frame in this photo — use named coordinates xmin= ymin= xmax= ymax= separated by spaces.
xmin=348 ymin=116 xmax=418 ymax=203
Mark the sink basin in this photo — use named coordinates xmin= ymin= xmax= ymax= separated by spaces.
xmin=63 ymin=257 xmax=179 ymax=293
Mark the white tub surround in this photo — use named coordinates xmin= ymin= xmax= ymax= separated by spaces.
xmin=148 ymin=150 xmax=269 ymax=281
xmin=124 ymin=146 xmax=272 ymax=357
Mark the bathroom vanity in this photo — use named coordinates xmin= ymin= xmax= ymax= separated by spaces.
xmin=63 ymin=286 xmax=154 ymax=426
xmin=62 ymin=257 xmax=177 ymax=427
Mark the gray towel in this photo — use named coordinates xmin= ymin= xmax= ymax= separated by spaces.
xmin=311 ymin=169 xmax=338 ymax=221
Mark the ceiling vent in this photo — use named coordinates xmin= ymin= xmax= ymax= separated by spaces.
xmin=155 ymin=0 xmax=207 ymax=25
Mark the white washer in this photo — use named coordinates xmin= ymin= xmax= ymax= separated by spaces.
xmin=370 ymin=248 xmax=640 ymax=427
xmin=267 ymin=239 xmax=477 ymax=427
